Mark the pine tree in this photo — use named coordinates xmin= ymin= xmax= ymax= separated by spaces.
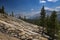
xmin=45 ymin=15 xmax=50 ymax=33
xmin=10 ymin=11 xmax=14 ymax=17
xmin=40 ymin=6 xmax=46 ymax=35
xmin=46 ymin=15 xmax=50 ymax=27
xmin=18 ymin=16 xmax=21 ymax=19
xmin=12 ymin=11 xmax=14 ymax=17
xmin=2 ymin=6 xmax=4 ymax=13
xmin=24 ymin=16 xmax=26 ymax=21
xmin=18 ymin=16 xmax=22 ymax=20
xmin=48 ymin=11 xmax=58 ymax=40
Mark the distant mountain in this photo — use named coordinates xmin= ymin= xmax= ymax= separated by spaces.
xmin=14 ymin=10 xmax=60 ymax=21
xmin=28 ymin=10 xmax=52 ymax=19
xmin=28 ymin=10 xmax=60 ymax=21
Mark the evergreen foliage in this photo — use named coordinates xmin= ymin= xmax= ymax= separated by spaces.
xmin=0 ymin=6 xmax=5 ymax=13
xmin=40 ymin=6 xmax=46 ymax=35
xmin=12 ymin=11 xmax=14 ymax=17
xmin=10 ymin=11 xmax=14 ymax=17
xmin=2 ymin=6 xmax=4 ymax=13
xmin=47 ymin=11 xmax=58 ymax=40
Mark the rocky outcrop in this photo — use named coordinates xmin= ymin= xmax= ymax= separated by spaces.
xmin=0 ymin=14 xmax=47 ymax=40
xmin=0 ymin=32 xmax=20 ymax=40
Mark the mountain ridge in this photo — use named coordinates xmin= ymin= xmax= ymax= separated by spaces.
xmin=28 ymin=10 xmax=60 ymax=20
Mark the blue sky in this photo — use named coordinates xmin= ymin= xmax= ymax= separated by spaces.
xmin=0 ymin=0 xmax=60 ymax=18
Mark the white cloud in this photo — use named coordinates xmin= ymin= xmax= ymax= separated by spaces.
xmin=40 ymin=0 xmax=46 ymax=3
xmin=45 ymin=7 xmax=54 ymax=11
xmin=45 ymin=6 xmax=60 ymax=11
xmin=47 ymin=0 xmax=58 ymax=2
xmin=56 ymin=6 xmax=60 ymax=8
xmin=55 ymin=6 xmax=60 ymax=11
xmin=31 ymin=9 xmax=34 ymax=11
xmin=39 ymin=0 xmax=58 ymax=3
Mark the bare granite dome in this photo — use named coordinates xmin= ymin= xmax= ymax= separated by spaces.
xmin=0 ymin=14 xmax=47 ymax=40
